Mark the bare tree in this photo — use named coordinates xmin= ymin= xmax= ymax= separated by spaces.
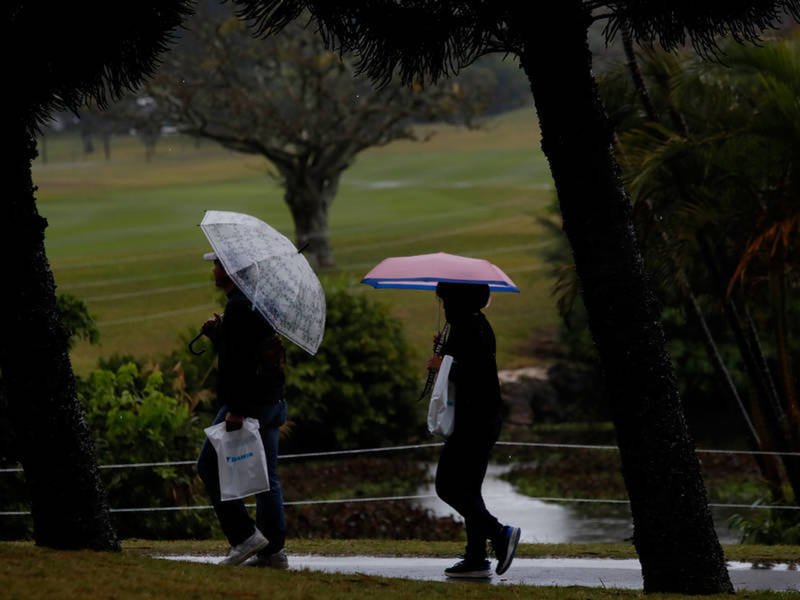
xmin=146 ymin=8 xmax=490 ymax=267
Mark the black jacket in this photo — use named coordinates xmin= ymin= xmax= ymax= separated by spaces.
xmin=214 ymin=288 xmax=285 ymax=415
xmin=442 ymin=311 xmax=503 ymax=433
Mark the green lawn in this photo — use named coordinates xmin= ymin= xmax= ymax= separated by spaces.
xmin=34 ymin=109 xmax=560 ymax=374
xmin=2 ymin=541 xmax=797 ymax=600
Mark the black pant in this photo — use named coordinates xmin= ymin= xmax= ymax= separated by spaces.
xmin=435 ymin=413 xmax=504 ymax=561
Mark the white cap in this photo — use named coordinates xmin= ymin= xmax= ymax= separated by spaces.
xmin=203 ymin=252 xmax=218 ymax=261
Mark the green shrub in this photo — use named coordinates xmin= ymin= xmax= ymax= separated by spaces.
xmin=729 ymin=511 xmax=800 ymax=545
xmin=78 ymin=362 xmax=213 ymax=539
xmin=283 ymin=284 xmax=422 ymax=450
xmin=56 ymin=293 xmax=99 ymax=349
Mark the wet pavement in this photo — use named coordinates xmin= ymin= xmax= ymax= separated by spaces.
xmin=159 ymin=554 xmax=799 ymax=592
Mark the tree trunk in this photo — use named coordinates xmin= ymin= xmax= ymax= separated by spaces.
xmin=1 ymin=120 xmax=119 ymax=550
xmin=621 ymin=25 xmax=658 ymax=122
xmin=516 ymin=4 xmax=732 ymax=594
xmin=103 ymin=133 xmax=112 ymax=161
xmin=283 ymin=169 xmax=340 ymax=269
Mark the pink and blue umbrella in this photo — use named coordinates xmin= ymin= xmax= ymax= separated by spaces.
xmin=361 ymin=252 xmax=519 ymax=293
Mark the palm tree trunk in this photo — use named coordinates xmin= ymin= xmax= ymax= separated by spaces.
xmin=515 ymin=3 xmax=731 ymax=593
xmin=1 ymin=120 xmax=119 ymax=550
xmin=621 ymin=25 xmax=658 ymax=122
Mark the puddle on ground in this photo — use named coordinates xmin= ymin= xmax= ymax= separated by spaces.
xmin=416 ymin=464 xmax=743 ymax=544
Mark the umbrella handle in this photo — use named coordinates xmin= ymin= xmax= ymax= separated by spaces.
xmin=418 ymin=322 xmax=450 ymax=401
xmin=418 ymin=368 xmax=437 ymax=401
xmin=188 ymin=331 xmax=206 ymax=356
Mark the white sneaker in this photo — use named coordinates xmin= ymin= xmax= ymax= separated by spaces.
xmin=219 ymin=530 xmax=269 ymax=566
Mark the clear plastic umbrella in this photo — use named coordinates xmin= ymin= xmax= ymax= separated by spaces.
xmin=199 ymin=210 xmax=326 ymax=355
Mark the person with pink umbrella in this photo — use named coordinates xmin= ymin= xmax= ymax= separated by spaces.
xmin=363 ymin=254 xmax=521 ymax=579
xmin=430 ymin=282 xmax=520 ymax=578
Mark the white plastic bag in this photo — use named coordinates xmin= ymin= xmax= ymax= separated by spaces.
xmin=204 ymin=417 xmax=270 ymax=501
xmin=427 ymin=355 xmax=456 ymax=438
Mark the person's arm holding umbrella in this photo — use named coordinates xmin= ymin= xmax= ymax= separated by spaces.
xmin=201 ymin=312 xmax=222 ymax=343
xmin=197 ymin=310 xmax=244 ymax=430
xmin=202 ymin=256 xmax=258 ymax=431
xmin=427 ymin=353 xmax=443 ymax=371
xmin=426 ymin=329 xmax=446 ymax=371
xmin=216 ymin=291 xmax=263 ymax=431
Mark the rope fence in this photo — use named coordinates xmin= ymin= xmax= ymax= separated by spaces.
xmin=2 ymin=441 xmax=799 ymax=516
xmin=3 ymin=441 xmax=799 ymax=474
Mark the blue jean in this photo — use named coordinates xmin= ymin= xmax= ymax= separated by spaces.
xmin=197 ymin=401 xmax=287 ymax=551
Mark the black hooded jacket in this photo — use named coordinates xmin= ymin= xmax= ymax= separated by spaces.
xmin=438 ymin=283 xmax=503 ymax=433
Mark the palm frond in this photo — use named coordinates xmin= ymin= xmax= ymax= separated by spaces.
xmin=233 ymin=1 xmax=506 ymax=86
xmin=233 ymin=1 xmax=800 ymax=92
xmin=9 ymin=2 xmax=194 ymax=132
xmin=729 ymin=214 xmax=800 ymax=294
xmin=605 ymin=1 xmax=800 ymax=54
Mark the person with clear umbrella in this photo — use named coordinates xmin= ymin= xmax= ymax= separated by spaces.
xmin=195 ymin=252 xmax=289 ymax=567
xmin=194 ymin=211 xmax=326 ymax=567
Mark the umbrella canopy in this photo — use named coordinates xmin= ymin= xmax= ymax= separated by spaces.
xmin=200 ymin=210 xmax=326 ymax=355
xmin=361 ymin=252 xmax=519 ymax=292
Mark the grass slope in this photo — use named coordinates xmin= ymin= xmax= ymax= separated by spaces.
xmin=33 ymin=110 xmax=558 ymax=374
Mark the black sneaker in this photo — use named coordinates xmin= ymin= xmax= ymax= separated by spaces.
xmin=244 ymin=548 xmax=289 ymax=569
xmin=444 ymin=558 xmax=492 ymax=579
xmin=493 ymin=525 xmax=521 ymax=575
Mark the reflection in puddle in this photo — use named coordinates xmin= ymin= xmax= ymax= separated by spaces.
xmin=729 ymin=561 xmax=799 ymax=571
xmin=416 ymin=464 xmax=742 ymax=544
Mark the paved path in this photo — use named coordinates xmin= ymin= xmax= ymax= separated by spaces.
xmin=160 ymin=555 xmax=799 ymax=592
